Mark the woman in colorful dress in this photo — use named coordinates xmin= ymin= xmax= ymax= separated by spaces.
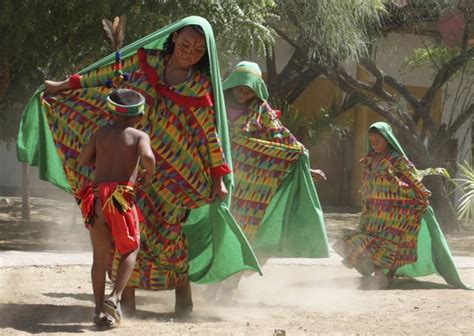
xmin=333 ymin=122 xmax=470 ymax=289
xmin=17 ymin=17 xmax=261 ymax=316
xmin=206 ymin=61 xmax=330 ymax=302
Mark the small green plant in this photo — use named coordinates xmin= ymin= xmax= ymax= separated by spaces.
xmin=275 ymin=93 xmax=357 ymax=149
xmin=453 ymin=161 xmax=474 ymax=222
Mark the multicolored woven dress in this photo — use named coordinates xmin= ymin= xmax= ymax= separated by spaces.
xmin=223 ymin=61 xmax=329 ymax=258
xmin=17 ymin=17 xmax=261 ymax=290
xmin=334 ymin=122 xmax=470 ymax=289
xmin=334 ymin=148 xmax=430 ymax=271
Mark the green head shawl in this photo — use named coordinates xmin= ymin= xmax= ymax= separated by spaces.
xmin=367 ymin=121 xmax=408 ymax=159
xmin=17 ymin=16 xmax=233 ymax=192
xmin=222 ymin=61 xmax=269 ymax=101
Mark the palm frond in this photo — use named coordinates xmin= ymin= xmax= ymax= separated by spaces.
xmin=452 ymin=161 xmax=474 ymax=221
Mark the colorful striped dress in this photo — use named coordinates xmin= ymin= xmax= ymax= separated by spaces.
xmin=334 ymin=149 xmax=431 ymax=271
xmin=43 ymin=48 xmax=230 ymax=290
xmin=229 ymin=99 xmax=304 ymax=241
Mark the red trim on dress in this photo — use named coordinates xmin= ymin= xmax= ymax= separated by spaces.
xmin=69 ymin=74 xmax=82 ymax=90
xmin=137 ymin=48 xmax=231 ymax=179
xmin=137 ymin=48 xmax=213 ymax=109
xmin=211 ymin=164 xmax=232 ymax=177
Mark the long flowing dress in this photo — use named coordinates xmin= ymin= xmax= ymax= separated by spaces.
xmin=333 ymin=121 xmax=470 ymax=289
xmin=16 ymin=16 xmax=261 ymax=290
xmin=224 ymin=61 xmax=329 ymax=259
xmin=334 ymin=149 xmax=430 ymax=271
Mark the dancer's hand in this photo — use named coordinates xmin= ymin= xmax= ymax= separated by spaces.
xmin=310 ymin=168 xmax=327 ymax=181
xmin=44 ymin=79 xmax=70 ymax=95
xmin=211 ymin=176 xmax=228 ymax=200
xmin=137 ymin=169 xmax=153 ymax=184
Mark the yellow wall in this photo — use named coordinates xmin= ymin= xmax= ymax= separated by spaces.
xmin=284 ymin=66 xmax=443 ymax=206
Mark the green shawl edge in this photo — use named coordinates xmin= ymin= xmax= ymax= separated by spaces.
xmin=368 ymin=122 xmax=470 ymax=289
xmin=16 ymin=16 xmax=261 ymax=284
xmin=252 ymin=152 xmax=330 ymax=258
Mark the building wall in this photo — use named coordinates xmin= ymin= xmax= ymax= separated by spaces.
xmin=242 ymin=33 xmax=472 ymax=206
xmin=2 ymin=34 xmax=471 ymax=207
xmin=0 ymin=142 xmax=70 ymax=200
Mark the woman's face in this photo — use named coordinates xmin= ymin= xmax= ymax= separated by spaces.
xmin=171 ymin=27 xmax=206 ymax=68
xmin=369 ymin=131 xmax=389 ymax=153
xmin=232 ymin=85 xmax=256 ymax=104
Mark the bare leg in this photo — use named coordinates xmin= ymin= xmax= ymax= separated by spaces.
xmin=175 ymin=276 xmax=193 ymax=316
xmin=89 ymin=199 xmax=112 ymax=315
xmin=109 ymin=249 xmax=138 ymax=300
xmin=371 ymin=267 xmax=389 ymax=289
xmin=121 ymin=286 xmax=136 ymax=316
xmin=105 ymin=206 xmax=140 ymax=322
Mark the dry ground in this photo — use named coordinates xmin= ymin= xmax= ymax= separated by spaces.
xmin=0 ymin=196 xmax=473 ymax=335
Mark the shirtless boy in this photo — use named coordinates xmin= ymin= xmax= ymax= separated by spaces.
xmin=76 ymin=88 xmax=155 ymax=326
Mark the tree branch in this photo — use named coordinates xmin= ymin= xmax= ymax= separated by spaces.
xmin=268 ymin=24 xmax=305 ymax=56
xmin=332 ymin=63 xmax=378 ymax=95
xmin=447 ymin=103 xmax=474 ymax=137
xmin=419 ymin=47 xmax=474 ymax=115
xmin=328 ymin=62 xmax=419 ymax=133
xmin=384 ymin=75 xmax=422 ymax=110
xmin=359 ymin=58 xmax=387 ymax=97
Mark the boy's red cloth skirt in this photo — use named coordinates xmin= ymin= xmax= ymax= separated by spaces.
xmin=76 ymin=181 xmax=141 ymax=254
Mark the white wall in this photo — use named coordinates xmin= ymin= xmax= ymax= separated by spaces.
xmin=0 ymin=141 xmax=71 ymax=199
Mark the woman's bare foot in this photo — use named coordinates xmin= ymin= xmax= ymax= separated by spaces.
xmin=120 ymin=287 xmax=137 ymax=317
xmin=370 ymin=269 xmax=389 ymax=290
xmin=175 ymin=278 xmax=193 ymax=316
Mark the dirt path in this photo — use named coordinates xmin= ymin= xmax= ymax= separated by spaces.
xmin=0 ymin=264 xmax=473 ymax=335
xmin=0 ymin=196 xmax=473 ymax=335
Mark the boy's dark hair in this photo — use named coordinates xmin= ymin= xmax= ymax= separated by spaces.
xmin=163 ymin=25 xmax=209 ymax=73
xmin=109 ymin=89 xmax=143 ymax=106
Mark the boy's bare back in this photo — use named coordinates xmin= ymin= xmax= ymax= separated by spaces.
xmin=78 ymin=122 xmax=154 ymax=185
xmin=96 ymin=125 xmax=147 ymax=183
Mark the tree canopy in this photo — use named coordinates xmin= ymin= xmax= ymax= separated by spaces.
xmin=0 ymin=0 xmax=275 ymax=141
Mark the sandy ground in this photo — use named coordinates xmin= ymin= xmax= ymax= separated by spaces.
xmin=0 ymin=196 xmax=473 ymax=335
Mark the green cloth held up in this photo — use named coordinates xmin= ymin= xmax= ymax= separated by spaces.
xmin=369 ymin=122 xmax=470 ymax=289
xmin=17 ymin=16 xmax=261 ymax=285
xmin=222 ymin=60 xmax=329 ymax=259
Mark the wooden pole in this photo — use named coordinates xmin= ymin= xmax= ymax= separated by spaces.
xmin=21 ymin=163 xmax=31 ymax=222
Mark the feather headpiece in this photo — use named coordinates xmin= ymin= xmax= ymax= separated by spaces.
xmin=101 ymin=15 xmax=129 ymax=88
xmin=102 ymin=15 xmax=127 ymax=51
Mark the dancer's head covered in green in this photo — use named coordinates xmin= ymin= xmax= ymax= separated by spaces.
xmin=333 ymin=121 xmax=471 ymax=290
xmin=222 ymin=61 xmax=268 ymax=105
xmin=17 ymin=16 xmax=263 ymax=318
xmin=367 ymin=121 xmax=408 ymax=158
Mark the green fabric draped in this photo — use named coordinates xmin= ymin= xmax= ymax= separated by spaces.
xmin=222 ymin=61 xmax=269 ymax=101
xmin=17 ymin=16 xmax=261 ymax=284
xmin=252 ymin=152 xmax=329 ymax=258
xmin=222 ymin=60 xmax=329 ymax=259
xmin=369 ymin=122 xmax=470 ymax=289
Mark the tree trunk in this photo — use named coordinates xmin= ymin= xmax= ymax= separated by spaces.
xmin=21 ymin=163 xmax=31 ymax=223
xmin=266 ymin=50 xmax=321 ymax=103
xmin=423 ymin=177 xmax=459 ymax=232
xmin=392 ymin=126 xmax=459 ymax=231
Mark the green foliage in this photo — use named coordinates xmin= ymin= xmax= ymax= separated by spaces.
xmin=275 ymin=94 xmax=357 ymax=149
xmin=404 ymin=44 xmax=474 ymax=74
xmin=453 ymin=161 xmax=474 ymax=222
xmin=268 ymin=0 xmax=387 ymax=65
xmin=0 ymin=0 xmax=274 ymax=142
